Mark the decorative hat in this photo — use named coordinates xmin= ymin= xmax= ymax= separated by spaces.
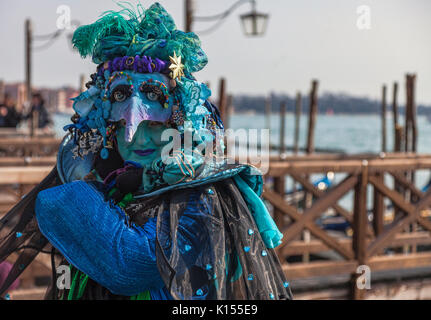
xmin=65 ymin=2 xmax=222 ymax=159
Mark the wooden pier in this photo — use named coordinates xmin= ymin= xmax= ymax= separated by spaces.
xmin=1 ymin=151 xmax=431 ymax=299
xmin=2 ymin=72 xmax=430 ymax=299
xmin=263 ymin=152 xmax=431 ymax=299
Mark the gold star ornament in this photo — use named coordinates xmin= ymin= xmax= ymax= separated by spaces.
xmin=169 ymin=52 xmax=185 ymax=81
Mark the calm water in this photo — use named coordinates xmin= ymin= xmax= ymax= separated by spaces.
xmin=228 ymin=113 xmax=431 ymax=208
xmin=53 ymin=112 xmax=431 ymax=208
xmin=229 ymin=113 xmax=431 ymax=154
xmin=55 ymin=113 xmax=431 ymax=154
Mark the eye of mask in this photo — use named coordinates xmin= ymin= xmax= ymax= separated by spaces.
xmin=110 ymin=84 xmax=133 ymax=103
xmin=140 ymin=83 xmax=166 ymax=105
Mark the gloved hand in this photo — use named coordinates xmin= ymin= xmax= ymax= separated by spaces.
xmin=93 ymin=148 xmax=125 ymax=180
xmin=104 ymin=163 xmax=144 ymax=204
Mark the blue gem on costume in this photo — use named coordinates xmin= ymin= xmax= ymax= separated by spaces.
xmin=196 ymin=289 xmax=203 ymax=296
xmin=243 ymin=246 xmax=250 ymax=253
xmin=269 ymin=293 xmax=275 ymax=300
xmin=5 ymin=293 xmax=10 ymax=300
xmin=206 ymin=188 xmax=214 ymax=195
xmin=185 ymin=244 xmax=192 ymax=252
xmin=248 ymin=229 xmax=254 ymax=236
xmin=15 ymin=232 xmax=22 ymax=238
xmin=261 ymin=250 xmax=267 ymax=257
xmin=247 ymin=274 xmax=254 ymax=281
xmin=19 ymin=264 xmax=25 ymax=270
xmin=101 ymin=148 xmax=109 ymax=160
xmin=283 ymin=281 xmax=290 ymax=288
xmin=206 ymin=264 xmax=212 ymax=270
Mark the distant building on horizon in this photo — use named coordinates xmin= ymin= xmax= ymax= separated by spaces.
xmin=1 ymin=80 xmax=78 ymax=113
xmin=4 ymin=82 xmax=27 ymax=112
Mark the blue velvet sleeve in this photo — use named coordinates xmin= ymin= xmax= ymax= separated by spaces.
xmin=35 ymin=181 xmax=165 ymax=296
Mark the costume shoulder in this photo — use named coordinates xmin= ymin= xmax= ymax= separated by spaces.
xmin=57 ymin=133 xmax=100 ymax=184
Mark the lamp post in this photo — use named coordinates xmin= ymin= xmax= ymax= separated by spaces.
xmin=188 ymin=0 xmax=269 ymax=37
xmin=185 ymin=0 xmax=194 ymax=32
xmin=240 ymin=0 xmax=269 ymax=36
xmin=25 ymin=19 xmax=32 ymax=104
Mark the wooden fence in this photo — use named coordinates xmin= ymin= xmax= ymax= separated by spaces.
xmin=2 ymin=153 xmax=431 ymax=299
xmin=262 ymin=153 xmax=431 ymax=299
xmin=0 ymin=137 xmax=60 ymax=157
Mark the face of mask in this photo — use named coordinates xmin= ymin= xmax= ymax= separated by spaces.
xmin=116 ymin=120 xmax=170 ymax=167
xmin=109 ymin=72 xmax=173 ymax=143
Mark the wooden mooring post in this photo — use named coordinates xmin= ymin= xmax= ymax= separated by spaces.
xmin=351 ymin=161 xmax=368 ymax=300
xmin=392 ymin=82 xmax=404 ymax=220
xmin=381 ymin=85 xmax=387 ymax=153
xmin=306 ymin=80 xmax=318 ymax=155
xmin=302 ymin=80 xmax=319 ymax=263
xmin=218 ymin=78 xmax=228 ymax=127
xmin=405 ymin=74 xmax=418 ymax=252
xmin=392 ymin=82 xmax=399 ymax=141
xmin=265 ymin=96 xmax=272 ymax=132
xmin=374 ymin=85 xmax=387 ymax=238
xmin=273 ymin=101 xmax=287 ymax=228
xmin=293 ymin=92 xmax=302 ymax=155
xmin=405 ymin=74 xmax=417 ymax=154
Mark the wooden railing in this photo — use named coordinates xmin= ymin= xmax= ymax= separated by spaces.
xmin=263 ymin=153 xmax=431 ymax=299
xmin=2 ymin=153 xmax=431 ymax=299
xmin=0 ymin=164 xmax=54 ymax=215
xmin=0 ymin=137 xmax=60 ymax=157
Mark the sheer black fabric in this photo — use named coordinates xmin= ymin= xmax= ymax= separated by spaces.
xmin=155 ymin=178 xmax=292 ymax=300
xmin=0 ymin=169 xmax=292 ymax=300
xmin=0 ymin=167 xmax=60 ymax=298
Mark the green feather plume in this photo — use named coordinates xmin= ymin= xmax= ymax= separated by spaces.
xmin=72 ymin=7 xmax=139 ymax=60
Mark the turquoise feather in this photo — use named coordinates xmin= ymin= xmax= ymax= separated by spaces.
xmin=71 ymin=2 xmax=208 ymax=72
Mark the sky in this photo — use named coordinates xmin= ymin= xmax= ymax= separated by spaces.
xmin=0 ymin=0 xmax=430 ymax=105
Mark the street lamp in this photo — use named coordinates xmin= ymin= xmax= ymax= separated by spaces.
xmin=191 ymin=0 xmax=269 ymax=37
xmin=240 ymin=1 xmax=269 ymax=36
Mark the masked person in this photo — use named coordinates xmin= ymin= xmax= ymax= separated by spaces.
xmin=0 ymin=95 xmax=22 ymax=128
xmin=0 ymin=3 xmax=292 ymax=300
xmin=26 ymin=93 xmax=52 ymax=130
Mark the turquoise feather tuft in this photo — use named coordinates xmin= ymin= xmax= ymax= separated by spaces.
xmin=72 ymin=9 xmax=138 ymax=62
xmin=71 ymin=2 xmax=208 ymax=72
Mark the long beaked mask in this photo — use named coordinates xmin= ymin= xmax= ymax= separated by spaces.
xmin=108 ymin=72 xmax=173 ymax=142
xmin=67 ymin=3 xmax=217 ymax=160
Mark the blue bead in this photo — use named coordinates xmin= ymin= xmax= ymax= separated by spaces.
xmin=283 ymin=281 xmax=290 ymax=288
xmin=247 ymin=274 xmax=254 ymax=281
xmin=19 ymin=264 xmax=25 ymax=270
xmin=248 ymin=229 xmax=254 ymax=236
xmin=261 ymin=250 xmax=268 ymax=257
xmin=185 ymin=244 xmax=192 ymax=252
xmin=196 ymin=289 xmax=203 ymax=296
xmin=5 ymin=293 xmax=10 ymax=300
xmin=206 ymin=188 xmax=214 ymax=195
xmin=206 ymin=264 xmax=212 ymax=270
xmin=269 ymin=293 xmax=275 ymax=300
xmin=15 ymin=232 xmax=22 ymax=238
xmin=243 ymin=246 xmax=250 ymax=253
xmin=100 ymin=148 xmax=109 ymax=160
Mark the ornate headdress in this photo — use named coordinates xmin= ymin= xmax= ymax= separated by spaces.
xmin=65 ymin=2 xmax=223 ymax=159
